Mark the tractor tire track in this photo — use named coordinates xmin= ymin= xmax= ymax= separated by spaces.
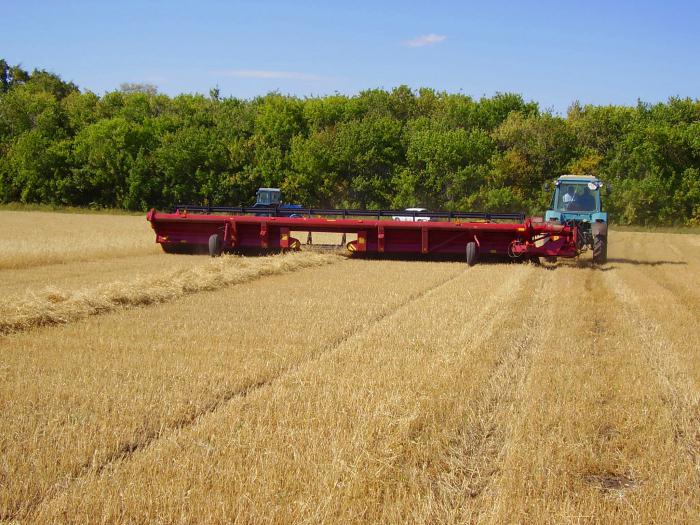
xmin=422 ymin=268 xmax=554 ymax=523
xmin=603 ymin=270 xmax=700 ymax=477
xmin=300 ymin=263 xmax=545 ymax=524
xmin=26 ymin=264 xmax=473 ymax=521
xmin=474 ymin=249 xmax=700 ymax=523
xmin=293 ymin=264 xmax=544 ymax=523
xmin=474 ymin=267 xmax=640 ymax=523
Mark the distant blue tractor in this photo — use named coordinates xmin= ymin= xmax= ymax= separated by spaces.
xmin=545 ymin=175 xmax=609 ymax=264
xmin=253 ymin=187 xmax=303 ymax=217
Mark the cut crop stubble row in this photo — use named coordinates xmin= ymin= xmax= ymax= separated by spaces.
xmin=0 ymin=259 xmax=462 ymax=521
xmin=32 ymin=263 xmax=549 ymax=523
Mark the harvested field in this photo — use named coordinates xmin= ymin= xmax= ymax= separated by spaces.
xmin=1 ymin=211 xmax=699 ymax=523
xmin=0 ymin=211 xmax=159 ymax=269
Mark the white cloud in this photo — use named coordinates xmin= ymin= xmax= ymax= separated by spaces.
xmin=403 ymin=33 xmax=447 ymax=48
xmin=217 ymin=69 xmax=323 ymax=81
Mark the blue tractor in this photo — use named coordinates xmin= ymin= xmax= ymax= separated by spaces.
xmin=545 ymin=175 xmax=609 ymax=264
xmin=252 ymin=187 xmax=303 ymax=217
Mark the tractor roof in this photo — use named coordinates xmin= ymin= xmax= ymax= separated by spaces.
xmin=556 ymin=174 xmax=599 ymax=181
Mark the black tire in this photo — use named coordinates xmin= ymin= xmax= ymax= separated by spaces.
xmin=208 ymin=234 xmax=223 ymax=257
xmin=465 ymin=241 xmax=478 ymax=266
xmin=593 ymin=235 xmax=607 ymax=264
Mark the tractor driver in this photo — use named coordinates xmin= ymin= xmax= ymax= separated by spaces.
xmin=562 ymin=186 xmax=576 ymax=209
xmin=578 ymin=186 xmax=596 ymax=211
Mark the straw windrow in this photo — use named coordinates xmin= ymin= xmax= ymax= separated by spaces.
xmin=0 ymin=252 xmax=341 ymax=334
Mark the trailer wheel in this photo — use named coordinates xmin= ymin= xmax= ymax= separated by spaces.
xmin=465 ymin=241 xmax=478 ymax=266
xmin=593 ymin=235 xmax=607 ymax=264
xmin=208 ymin=234 xmax=223 ymax=257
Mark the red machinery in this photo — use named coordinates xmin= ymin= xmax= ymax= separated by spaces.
xmin=147 ymin=206 xmax=579 ymax=265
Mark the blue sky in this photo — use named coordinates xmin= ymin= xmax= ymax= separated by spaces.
xmin=3 ymin=0 xmax=699 ymax=113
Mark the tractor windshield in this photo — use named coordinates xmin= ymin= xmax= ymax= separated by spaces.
xmin=256 ymin=189 xmax=281 ymax=206
xmin=554 ymin=183 xmax=600 ymax=212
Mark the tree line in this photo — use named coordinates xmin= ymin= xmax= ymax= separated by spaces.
xmin=1 ymin=59 xmax=698 ymax=225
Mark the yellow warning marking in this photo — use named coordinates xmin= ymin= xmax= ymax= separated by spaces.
xmin=517 ymin=227 xmax=525 ymax=232
xmin=489 ymin=249 xmax=497 ymax=254
xmin=358 ymin=237 xmax=365 ymax=244
xmin=552 ymin=235 xmax=560 ymax=241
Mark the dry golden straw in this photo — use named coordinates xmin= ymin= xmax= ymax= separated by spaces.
xmin=0 ymin=252 xmax=340 ymax=334
xmin=2 ymin=210 xmax=700 ymax=523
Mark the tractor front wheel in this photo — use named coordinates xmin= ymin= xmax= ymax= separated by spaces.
xmin=208 ymin=234 xmax=223 ymax=257
xmin=592 ymin=235 xmax=607 ymax=264
xmin=465 ymin=241 xmax=478 ymax=266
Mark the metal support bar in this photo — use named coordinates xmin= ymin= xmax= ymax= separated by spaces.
xmin=224 ymin=220 xmax=237 ymax=247
xmin=172 ymin=204 xmax=525 ymax=223
xmin=260 ymin=222 xmax=268 ymax=249
xmin=280 ymin=227 xmax=290 ymax=249
xmin=421 ymin=227 xmax=429 ymax=254
xmin=223 ymin=222 xmax=230 ymax=245
xmin=377 ymin=225 xmax=385 ymax=253
xmin=357 ymin=231 xmax=367 ymax=252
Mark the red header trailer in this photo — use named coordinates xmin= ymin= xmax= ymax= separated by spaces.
xmin=147 ymin=206 xmax=579 ymax=265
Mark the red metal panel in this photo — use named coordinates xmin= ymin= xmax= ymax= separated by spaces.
xmin=147 ymin=210 xmax=580 ymax=259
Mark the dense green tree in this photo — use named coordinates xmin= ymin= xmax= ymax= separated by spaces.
xmin=0 ymin=58 xmax=698 ymax=224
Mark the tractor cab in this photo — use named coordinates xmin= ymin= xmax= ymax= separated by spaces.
xmin=254 ymin=188 xmax=282 ymax=207
xmin=252 ymin=187 xmax=303 ymax=217
xmin=545 ymin=175 xmax=607 ymax=224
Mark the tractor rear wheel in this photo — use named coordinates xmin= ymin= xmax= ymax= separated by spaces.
xmin=208 ymin=234 xmax=223 ymax=257
xmin=465 ymin=241 xmax=478 ymax=266
xmin=593 ymin=235 xmax=607 ymax=264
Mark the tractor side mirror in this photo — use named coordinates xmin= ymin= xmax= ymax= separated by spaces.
xmin=605 ymin=184 xmax=612 ymax=197
xmin=542 ymin=181 xmax=550 ymax=192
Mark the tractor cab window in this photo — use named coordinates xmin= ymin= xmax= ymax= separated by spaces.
xmin=554 ymin=183 xmax=600 ymax=212
xmin=256 ymin=189 xmax=281 ymax=206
